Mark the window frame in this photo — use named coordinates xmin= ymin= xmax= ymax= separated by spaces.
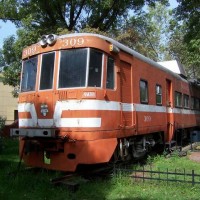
xmin=87 ymin=48 xmax=104 ymax=88
xmin=58 ymin=48 xmax=89 ymax=89
xmin=183 ymin=94 xmax=190 ymax=109
xmin=39 ymin=51 xmax=55 ymax=91
xmin=175 ymin=91 xmax=182 ymax=108
xmin=191 ymin=96 xmax=195 ymax=110
xmin=20 ymin=56 xmax=38 ymax=93
xmin=156 ymin=84 xmax=162 ymax=105
xmin=57 ymin=48 xmax=104 ymax=89
xmin=140 ymin=79 xmax=148 ymax=104
xmin=194 ymin=98 xmax=200 ymax=110
xmin=106 ymin=56 xmax=115 ymax=90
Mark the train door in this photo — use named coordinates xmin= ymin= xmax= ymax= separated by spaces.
xmin=166 ymin=79 xmax=174 ymax=141
xmin=120 ymin=61 xmax=133 ymax=127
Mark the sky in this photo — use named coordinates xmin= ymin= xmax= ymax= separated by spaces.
xmin=0 ymin=20 xmax=17 ymax=49
xmin=0 ymin=0 xmax=178 ymax=49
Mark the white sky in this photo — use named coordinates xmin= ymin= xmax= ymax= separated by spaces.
xmin=0 ymin=0 xmax=178 ymax=49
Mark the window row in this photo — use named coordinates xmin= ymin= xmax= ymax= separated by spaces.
xmin=21 ymin=48 xmax=115 ymax=92
xmin=140 ymin=80 xmax=162 ymax=105
xmin=175 ymin=92 xmax=200 ymax=110
xmin=140 ymin=80 xmax=200 ymax=110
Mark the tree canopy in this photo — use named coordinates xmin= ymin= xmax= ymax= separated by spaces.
xmin=176 ymin=0 xmax=200 ymax=41
xmin=0 ymin=0 xmax=167 ymax=33
xmin=0 ymin=0 xmax=199 ymax=96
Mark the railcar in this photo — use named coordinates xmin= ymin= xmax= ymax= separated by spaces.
xmin=11 ymin=33 xmax=200 ymax=171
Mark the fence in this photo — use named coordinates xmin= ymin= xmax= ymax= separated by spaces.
xmin=114 ymin=166 xmax=200 ymax=186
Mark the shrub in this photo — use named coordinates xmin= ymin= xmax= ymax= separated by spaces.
xmin=0 ymin=116 xmax=6 ymax=153
xmin=0 ymin=116 xmax=6 ymax=131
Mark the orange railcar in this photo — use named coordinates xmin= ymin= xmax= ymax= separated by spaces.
xmin=11 ymin=33 xmax=200 ymax=171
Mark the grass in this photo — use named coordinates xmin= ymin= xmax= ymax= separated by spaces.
xmin=1 ymin=138 xmax=200 ymax=200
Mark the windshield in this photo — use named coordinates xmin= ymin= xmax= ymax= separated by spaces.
xmin=20 ymin=48 xmax=104 ymax=92
xmin=21 ymin=56 xmax=38 ymax=92
xmin=58 ymin=48 xmax=103 ymax=88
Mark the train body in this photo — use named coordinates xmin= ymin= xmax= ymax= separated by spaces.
xmin=12 ymin=33 xmax=200 ymax=171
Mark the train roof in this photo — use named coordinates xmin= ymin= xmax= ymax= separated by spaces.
xmin=59 ymin=33 xmax=188 ymax=83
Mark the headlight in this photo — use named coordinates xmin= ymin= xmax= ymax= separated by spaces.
xmin=47 ymin=34 xmax=57 ymax=45
xmin=40 ymin=35 xmax=48 ymax=47
xmin=39 ymin=34 xmax=57 ymax=47
xmin=41 ymin=103 xmax=49 ymax=116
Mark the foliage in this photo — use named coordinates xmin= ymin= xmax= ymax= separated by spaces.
xmin=0 ymin=0 xmax=167 ymax=32
xmin=169 ymin=21 xmax=200 ymax=78
xmin=119 ymin=2 xmax=173 ymax=61
xmin=1 ymin=0 xmax=199 ymax=91
xmin=0 ymin=116 xmax=6 ymax=152
xmin=0 ymin=116 xmax=6 ymax=131
xmin=175 ymin=0 xmax=200 ymax=41
xmin=172 ymin=0 xmax=200 ymax=78
xmin=0 ymin=49 xmax=5 ymax=71
xmin=1 ymin=35 xmax=21 ymax=96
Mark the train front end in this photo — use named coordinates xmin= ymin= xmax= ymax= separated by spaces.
xmin=11 ymin=34 xmax=120 ymax=171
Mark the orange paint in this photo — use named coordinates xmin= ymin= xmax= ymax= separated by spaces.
xmin=15 ymin=33 xmax=200 ymax=171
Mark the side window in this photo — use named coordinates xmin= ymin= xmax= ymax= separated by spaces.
xmin=106 ymin=57 xmax=114 ymax=89
xmin=156 ymin=84 xmax=162 ymax=105
xmin=195 ymin=98 xmax=200 ymax=110
xmin=140 ymin=80 xmax=148 ymax=103
xmin=191 ymin=97 xmax=195 ymax=109
xmin=40 ymin=52 xmax=55 ymax=90
xmin=183 ymin=94 xmax=189 ymax=108
xmin=198 ymin=99 xmax=200 ymax=110
xmin=175 ymin=91 xmax=182 ymax=107
xmin=88 ymin=49 xmax=103 ymax=87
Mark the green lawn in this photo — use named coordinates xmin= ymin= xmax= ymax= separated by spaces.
xmin=1 ymin=138 xmax=200 ymax=200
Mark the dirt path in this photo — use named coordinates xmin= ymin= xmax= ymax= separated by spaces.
xmin=188 ymin=152 xmax=200 ymax=162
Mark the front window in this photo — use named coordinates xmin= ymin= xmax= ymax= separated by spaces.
xmin=88 ymin=49 xmax=103 ymax=87
xmin=21 ymin=56 xmax=38 ymax=92
xmin=59 ymin=49 xmax=87 ymax=88
xmin=58 ymin=48 xmax=103 ymax=88
xmin=40 ymin=52 xmax=55 ymax=90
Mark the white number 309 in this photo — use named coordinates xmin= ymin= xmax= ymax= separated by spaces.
xmin=144 ymin=116 xmax=151 ymax=122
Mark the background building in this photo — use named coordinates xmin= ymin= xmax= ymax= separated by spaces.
xmin=0 ymin=74 xmax=18 ymax=125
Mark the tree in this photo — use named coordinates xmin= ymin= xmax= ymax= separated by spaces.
xmin=169 ymin=21 xmax=200 ymax=78
xmin=0 ymin=0 xmax=167 ymax=32
xmin=170 ymin=0 xmax=200 ymax=78
xmin=0 ymin=49 xmax=5 ymax=72
xmin=1 ymin=35 xmax=21 ymax=96
xmin=115 ymin=2 xmax=172 ymax=61
xmin=1 ymin=0 xmax=168 ymax=96
xmin=175 ymin=0 xmax=200 ymax=41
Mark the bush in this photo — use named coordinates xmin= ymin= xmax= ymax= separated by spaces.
xmin=0 ymin=116 xmax=6 ymax=153
xmin=0 ymin=116 xmax=6 ymax=131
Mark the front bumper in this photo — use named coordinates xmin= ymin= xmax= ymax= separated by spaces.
xmin=10 ymin=128 xmax=56 ymax=138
